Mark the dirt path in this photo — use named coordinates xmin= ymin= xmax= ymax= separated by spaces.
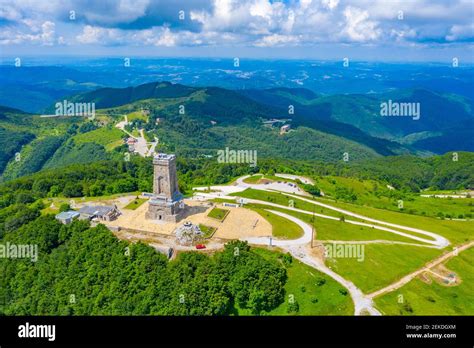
xmin=275 ymin=173 xmax=314 ymax=185
xmin=286 ymin=245 xmax=381 ymax=316
xmin=368 ymin=241 xmax=474 ymax=299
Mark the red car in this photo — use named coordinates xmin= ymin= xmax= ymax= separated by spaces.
xmin=195 ymin=244 xmax=206 ymax=249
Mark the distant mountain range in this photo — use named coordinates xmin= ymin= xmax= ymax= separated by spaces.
xmin=62 ymin=81 xmax=473 ymax=153
xmin=238 ymin=87 xmax=474 ymax=153
xmin=0 ymin=78 xmax=472 ymax=182
xmin=1 ymin=59 xmax=473 ymax=112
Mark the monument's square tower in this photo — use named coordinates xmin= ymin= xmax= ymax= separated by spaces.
xmin=145 ymin=153 xmax=185 ymax=223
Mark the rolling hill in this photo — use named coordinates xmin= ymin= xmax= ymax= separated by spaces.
xmin=1 ymin=80 xmax=472 ymax=182
xmin=239 ymin=87 xmax=474 ymax=153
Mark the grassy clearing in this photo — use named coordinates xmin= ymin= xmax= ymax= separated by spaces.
xmin=311 ymin=175 xmax=474 ymax=219
xmin=211 ymin=198 xmax=237 ymax=204
xmin=199 ymin=224 xmax=216 ymax=238
xmin=127 ymin=111 xmax=148 ymax=122
xmin=374 ymin=247 xmax=474 ymax=315
xmin=207 ymin=207 xmax=230 ymax=221
xmin=248 ymin=248 xmax=354 ymax=315
xmin=243 ymin=174 xmax=264 ymax=184
xmin=313 ymin=175 xmax=379 ymax=197
xmin=232 ymin=188 xmax=347 ymax=219
xmin=234 ymin=189 xmax=439 ymax=243
xmin=72 ymin=126 xmax=124 ymax=151
xmin=245 ymin=203 xmax=421 ymax=244
xmin=346 ymin=194 xmax=474 ymax=220
xmin=325 ymin=243 xmax=443 ymax=293
xmin=250 ymin=207 xmax=303 ymax=239
xmin=319 ymin=199 xmax=474 ymax=245
xmin=243 ymin=174 xmax=298 ymax=184
xmin=124 ymin=198 xmax=147 ymax=210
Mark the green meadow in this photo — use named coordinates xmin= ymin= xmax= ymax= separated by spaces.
xmin=325 ymin=243 xmax=443 ymax=293
xmin=317 ymin=199 xmax=474 ymax=245
xmin=247 ymin=248 xmax=354 ymax=315
xmin=249 ymin=207 xmax=303 ymax=239
xmin=374 ymin=247 xmax=474 ymax=315
xmin=245 ymin=203 xmax=420 ymax=244
xmin=72 ymin=126 xmax=124 ymax=151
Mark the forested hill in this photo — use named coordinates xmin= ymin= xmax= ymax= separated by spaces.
xmin=1 ymin=81 xmax=473 ymax=182
xmin=0 ymin=214 xmax=287 ymax=315
xmin=239 ymin=87 xmax=474 ymax=154
xmin=66 ymin=81 xmax=197 ymax=110
xmin=53 ymin=81 xmax=408 ymax=157
xmin=0 ymin=153 xmax=471 ymax=211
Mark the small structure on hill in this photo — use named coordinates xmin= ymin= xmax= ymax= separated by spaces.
xmin=79 ymin=205 xmax=121 ymax=221
xmin=55 ymin=211 xmax=80 ymax=224
xmin=280 ymin=124 xmax=291 ymax=134
xmin=126 ymin=137 xmax=137 ymax=145
xmin=175 ymin=221 xmax=203 ymax=246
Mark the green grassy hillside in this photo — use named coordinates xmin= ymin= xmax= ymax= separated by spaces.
xmin=374 ymin=247 xmax=474 ymax=315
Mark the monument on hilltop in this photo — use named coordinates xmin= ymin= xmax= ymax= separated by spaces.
xmin=145 ymin=153 xmax=185 ymax=223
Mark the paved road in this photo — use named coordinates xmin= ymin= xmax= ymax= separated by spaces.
xmin=240 ymin=209 xmax=381 ymax=316
xmin=242 ymin=209 xmax=313 ymax=246
xmin=282 ymin=192 xmax=450 ymax=249
xmin=192 ymin=175 xmax=456 ymax=316
xmin=194 ymin=176 xmax=449 ymax=248
xmin=195 ymin=191 xmax=447 ymax=248
xmin=274 ymin=173 xmax=314 ymax=185
xmin=116 ymin=117 xmax=154 ymax=157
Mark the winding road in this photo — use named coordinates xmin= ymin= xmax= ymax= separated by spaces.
xmin=192 ymin=174 xmax=457 ymax=316
xmin=241 ymin=209 xmax=381 ymax=315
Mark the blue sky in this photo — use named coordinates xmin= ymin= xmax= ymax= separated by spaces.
xmin=0 ymin=0 xmax=473 ymax=62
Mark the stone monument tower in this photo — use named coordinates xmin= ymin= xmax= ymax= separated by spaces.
xmin=145 ymin=153 xmax=185 ymax=222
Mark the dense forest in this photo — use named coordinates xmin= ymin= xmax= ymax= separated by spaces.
xmin=0 ymin=214 xmax=286 ymax=315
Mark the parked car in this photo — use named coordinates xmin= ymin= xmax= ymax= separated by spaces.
xmin=195 ymin=244 xmax=206 ymax=249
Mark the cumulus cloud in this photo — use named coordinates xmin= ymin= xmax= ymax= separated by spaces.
xmin=254 ymin=33 xmax=300 ymax=47
xmin=342 ymin=6 xmax=381 ymax=42
xmin=0 ymin=0 xmax=473 ymax=48
xmin=0 ymin=20 xmax=58 ymax=45
xmin=446 ymin=23 xmax=474 ymax=41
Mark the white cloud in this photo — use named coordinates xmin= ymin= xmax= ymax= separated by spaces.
xmin=342 ymin=6 xmax=381 ymax=42
xmin=76 ymin=25 xmax=113 ymax=44
xmin=446 ymin=23 xmax=474 ymax=41
xmin=1 ymin=0 xmax=473 ymax=49
xmin=0 ymin=20 xmax=57 ymax=45
xmin=322 ymin=0 xmax=339 ymax=10
xmin=254 ymin=33 xmax=300 ymax=47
